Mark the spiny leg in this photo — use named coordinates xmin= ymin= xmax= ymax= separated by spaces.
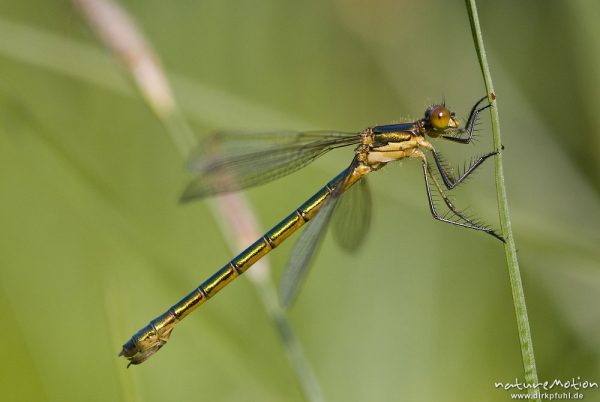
xmin=426 ymin=162 xmax=490 ymax=230
xmin=443 ymin=96 xmax=491 ymax=144
xmin=417 ymin=154 xmax=504 ymax=242
xmin=431 ymin=149 xmax=498 ymax=190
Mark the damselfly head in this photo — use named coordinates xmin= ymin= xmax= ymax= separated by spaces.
xmin=423 ymin=104 xmax=459 ymax=136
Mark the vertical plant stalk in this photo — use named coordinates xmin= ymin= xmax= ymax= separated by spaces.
xmin=465 ymin=1 xmax=540 ymax=400
xmin=74 ymin=1 xmax=325 ymax=401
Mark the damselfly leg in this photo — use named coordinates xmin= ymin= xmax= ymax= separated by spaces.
xmin=442 ymin=95 xmax=491 ymax=144
xmin=431 ymin=149 xmax=498 ymax=190
xmin=420 ymin=153 xmax=504 ymax=242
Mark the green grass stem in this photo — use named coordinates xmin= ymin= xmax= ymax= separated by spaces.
xmin=465 ymin=1 xmax=540 ymax=400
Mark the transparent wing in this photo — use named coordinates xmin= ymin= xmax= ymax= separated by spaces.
xmin=181 ymin=131 xmax=360 ymax=202
xmin=279 ymin=166 xmax=356 ymax=307
xmin=187 ymin=131 xmax=356 ymax=165
xmin=332 ymin=178 xmax=372 ymax=252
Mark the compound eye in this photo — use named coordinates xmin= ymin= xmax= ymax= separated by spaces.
xmin=429 ymin=105 xmax=451 ymax=129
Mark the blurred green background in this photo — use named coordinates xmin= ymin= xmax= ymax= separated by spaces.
xmin=0 ymin=0 xmax=598 ymax=401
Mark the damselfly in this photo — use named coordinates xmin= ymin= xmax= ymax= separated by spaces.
xmin=120 ymin=96 xmax=503 ymax=366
